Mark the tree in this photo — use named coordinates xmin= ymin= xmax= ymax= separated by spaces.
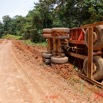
xmin=1 ymin=0 xmax=103 ymax=41
xmin=0 ymin=22 xmax=4 ymax=37
xmin=2 ymin=15 xmax=12 ymax=34
xmin=77 ymin=0 xmax=103 ymax=24
xmin=13 ymin=15 xmax=26 ymax=35
xmin=34 ymin=0 xmax=54 ymax=28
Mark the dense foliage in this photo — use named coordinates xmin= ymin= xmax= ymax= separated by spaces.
xmin=0 ymin=0 xmax=103 ymax=42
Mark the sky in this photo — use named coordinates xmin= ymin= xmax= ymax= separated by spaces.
xmin=0 ymin=0 xmax=39 ymax=21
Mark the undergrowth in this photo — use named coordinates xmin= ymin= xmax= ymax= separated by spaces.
xmin=2 ymin=34 xmax=47 ymax=47
xmin=2 ymin=34 xmax=22 ymax=40
xmin=23 ymin=39 xmax=47 ymax=47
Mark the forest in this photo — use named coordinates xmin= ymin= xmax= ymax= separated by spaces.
xmin=0 ymin=0 xmax=103 ymax=42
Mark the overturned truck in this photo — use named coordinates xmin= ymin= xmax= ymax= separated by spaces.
xmin=42 ymin=21 xmax=103 ymax=87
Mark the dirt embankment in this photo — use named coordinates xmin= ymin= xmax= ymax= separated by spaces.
xmin=0 ymin=39 xmax=103 ymax=103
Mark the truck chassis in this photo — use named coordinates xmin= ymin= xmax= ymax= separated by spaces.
xmin=42 ymin=21 xmax=103 ymax=88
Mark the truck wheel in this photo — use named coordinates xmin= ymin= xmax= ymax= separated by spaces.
xmin=51 ymin=28 xmax=70 ymax=39
xmin=42 ymin=34 xmax=52 ymax=38
xmin=52 ymin=28 xmax=70 ymax=32
xmin=42 ymin=52 xmax=52 ymax=59
xmin=43 ymin=29 xmax=52 ymax=38
xmin=45 ymin=59 xmax=51 ymax=65
xmin=51 ymin=56 xmax=68 ymax=64
xmin=85 ymin=25 xmax=103 ymax=46
xmin=83 ymin=56 xmax=103 ymax=80
xmin=85 ymin=31 xmax=98 ymax=46
xmin=43 ymin=29 xmax=51 ymax=33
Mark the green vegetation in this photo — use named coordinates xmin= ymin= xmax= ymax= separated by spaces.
xmin=0 ymin=0 xmax=103 ymax=42
xmin=2 ymin=34 xmax=22 ymax=40
xmin=23 ymin=39 xmax=47 ymax=47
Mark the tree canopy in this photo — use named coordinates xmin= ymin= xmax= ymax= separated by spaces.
xmin=0 ymin=0 xmax=103 ymax=42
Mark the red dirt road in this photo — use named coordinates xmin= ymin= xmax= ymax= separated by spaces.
xmin=0 ymin=39 xmax=103 ymax=103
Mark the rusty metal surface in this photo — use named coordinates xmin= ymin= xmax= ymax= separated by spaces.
xmin=68 ymin=52 xmax=87 ymax=60
xmin=81 ymin=21 xmax=103 ymax=28
xmin=43 ymin=21 xmax=103 ymax=87
xmin=87 ymin=27 xmax=93 ymax=79
xmin=68 ymin=22 xmax=103 ymax=87
xmin=51 ymin=28 xmax=69 ymax=37
xmin=78 ymin=72 xmax=103 ymax=88
xmin=68 ymin=40 xmax=85 ymax=45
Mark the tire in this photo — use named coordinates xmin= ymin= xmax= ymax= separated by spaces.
xmin=43 ymin=29 xmax=52 ymax=33
xmin=83 ymin=56 xmax=103 ymax=80
xmin=52 ymin=28 xmax=70 ymax=32
xmin=45 ymin=59 xmax=51 ymax=64
xmin=85 ymin=31 xmax=98 ymax=46
xmin=85 ymin=25 xmax=103 ymax=46
xmin=43 ymin=29 xmax=52 ymax=38
xmin=42 ymin=52 xmax=52 ymax=59
xmin=42 ymin=34 xmax=52 ymax=38
xmin=51 ymin=56 xmax=68 ymax=64
xmin=51 ymin=28 xmax=70 ymax=39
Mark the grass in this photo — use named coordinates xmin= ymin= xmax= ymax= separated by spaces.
xmin=2 ymin=34 xmax=22 ymax=40
xmin=23 ymin=39 xmax=47 ymax=47
xmin=2 ymin=34 xmax=47 ymax=47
